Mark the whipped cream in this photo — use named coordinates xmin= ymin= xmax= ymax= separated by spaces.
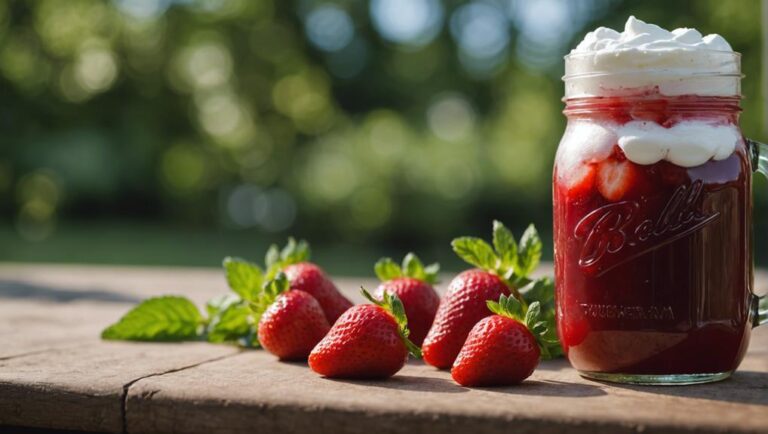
xmin=572 ymin=16 xmax=731 ymax=53
xmin=617 ymin=121 xmax=741 ymax=167
xmin=556 ymin=120 xmax=742 ymax=183
xmin=565 ymin=17 xmax=740 ymax=97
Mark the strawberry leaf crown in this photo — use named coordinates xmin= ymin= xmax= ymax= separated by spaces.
xmin=374 ymin=252 xmax=440 ymax=285
xmin=265 ymin=237 xmax=311 ymax=277
xmin=451 ymin=220 xmax=542 ymax=294
xmin=361 ymin=287 xmax=422 ymax=359
xmin=487 ymin=292 xmax=559 ymax=359
xmin=247 ymin=272 xmax=291 ymax=322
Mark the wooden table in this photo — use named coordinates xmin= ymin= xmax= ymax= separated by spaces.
xmin=0 ymin=264 xmax=766 ymax=434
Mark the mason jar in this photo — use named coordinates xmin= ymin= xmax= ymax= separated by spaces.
xmin=554 ymin=50 xmax=768 ymax=385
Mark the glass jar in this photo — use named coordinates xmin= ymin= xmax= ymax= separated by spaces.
xmin=554 ymin=51 xmax=768 ymax=385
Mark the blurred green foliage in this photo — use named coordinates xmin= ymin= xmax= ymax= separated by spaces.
xmin=0 ymin=0 xmax=764 ymax=269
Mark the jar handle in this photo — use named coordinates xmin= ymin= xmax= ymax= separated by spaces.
xmin=748 ymin=138 xmax=768 ymax=327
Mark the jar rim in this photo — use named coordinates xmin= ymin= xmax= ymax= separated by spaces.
xmin=562 ymin=50 xmax=742 ymax=98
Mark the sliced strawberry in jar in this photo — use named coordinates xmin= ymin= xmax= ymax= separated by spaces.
xmin=596 ymin=159 xmax=639 ymax=201
xmin=566 ymin=163 xmax=597 ymax=200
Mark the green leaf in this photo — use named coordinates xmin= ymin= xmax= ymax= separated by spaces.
xmin=518 ymin=277 xmax=562 ymax=360
xmin=265 ymin=244 xmax=280 ymax=270
xmin=422 ymin=262 xmax=440 ymax=284
xmin=402 ymin=252 xmax=425 ymax=280
xmin=280 ymin=237 xmax=311 ymax=266
xmin=374 ymin=257 xmax=402 ymax=282
xmin=521 ymin=277 xmax=554 ymax=306
xmin=492 ymin=220 xmax=517 ymax=271
xmin=451 ymin=237 xmax=498 ymax=271
xmin=206 ymin=301 xmax=253 ymax=343
xmin=206 ymin=293 xmax=241 ymax=318
xmin=222 ymin=257 xmax=264 ymax=301
xmin=515 ymin=224 xmax=542 ymax=277
xmin=525 ymin=301 xmax=541 ymax=328
xmin=263 ymin=272 xmax=291 ymax=304
xmin=250 ymin=272 xmax=291 ymax=321
xmin=486 ymin=300 xmax=503 ymax=316
xmin=102 ymin=296 xmax=203 ymax=341
xmin=488 ymin=294 xmax=523 ymax=320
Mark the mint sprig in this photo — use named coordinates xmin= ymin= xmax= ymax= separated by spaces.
xmin=451 ymin=220 xmax=543 ymax=301
xmin=206 ymin=294 xmax=255 ymax=345
xmin=374 ymin=252 xmax=439 ymax=284
xmin=102 ymin=296 xmax=205 ymax=341
xmin=361 ymin=287 xmax=422 ymax=358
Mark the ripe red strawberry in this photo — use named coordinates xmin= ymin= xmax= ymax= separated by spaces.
xmin=284 ymin=262 xmax=352 ymax=323
xmin=267 ymin=238 xmax=353 ymax=323
xmin=255 ymin=274 xmax=331 ymax=360
xmin=422 ymin=270 xmax=509 ymax=368
xmin=451 ymin=294 xmax=552 ymax=387
xmin=372 ymin=253 xmax=440 ymax=346
xmin=596 ymin=158 xmax=640 ymax=201
xmin=309 ymin=289 xmax=421 ymax=379
xmin=422 ymin=221 xmax=543 ymax=369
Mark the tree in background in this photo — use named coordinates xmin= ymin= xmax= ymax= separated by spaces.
xmin=0 ymin=0 xmax=762 ymax=263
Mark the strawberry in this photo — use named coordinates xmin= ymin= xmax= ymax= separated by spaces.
xmin=422 ymin=221 xmax=543 ymax=369
xmin=256 ymin=274 xmax=331 ymax=360
xmin=565 ymin=163 xmax=597 ymax=201
xmin=596 ymin=158 xmax=640 ymax=201
xmin=266 ymin=238 xmax=353 ymax=323
xmin=451 ymin=294 xmax=555 ymax=387
xmin=372 ymin=253 xmax=440 ymax=346
xmin=422 ymin=270 xmax=510 ymax=369
xmin=309 ymin=289 xmax=421 ymax=379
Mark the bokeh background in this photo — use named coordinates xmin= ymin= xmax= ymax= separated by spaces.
xmin=1 ymin=0 xmax=765 ymax=274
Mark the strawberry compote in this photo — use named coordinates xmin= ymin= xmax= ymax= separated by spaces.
xmin=553 ymin=94 xmax=752 ymax=381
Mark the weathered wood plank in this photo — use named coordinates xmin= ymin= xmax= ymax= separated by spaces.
xmin=0 ymin=264 xmax=766 ymax=434
xmin=0 ymin=342 xmax=240 ymax=433
xmin=125 ymin=328 xmax=768 ymax=434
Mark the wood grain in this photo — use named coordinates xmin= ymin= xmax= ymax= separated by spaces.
xmin=0 ymin=264 xmax=766 ymax=434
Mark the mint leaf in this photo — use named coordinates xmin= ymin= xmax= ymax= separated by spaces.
xmin=206 ymin=293 xmax=241 ymax=318
xmin=374 ymin=257 xmax=402 ymax=282
xmin=515 ymin=224 xmax=542 ymax=277
xmin=206 ymin=301 xmax=253 ymax=344
xmin=223 ymin=257 xmax=264 ymax=301
xmin=102 ymin=296 xmax=203 ymax=341
xmin=492 ymin=220 xmax=518 ymax=271
xmin=521 ymin=277 xmax=554 ymax=306
xmin=451 ymin=237 xmax=498 ymax=270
